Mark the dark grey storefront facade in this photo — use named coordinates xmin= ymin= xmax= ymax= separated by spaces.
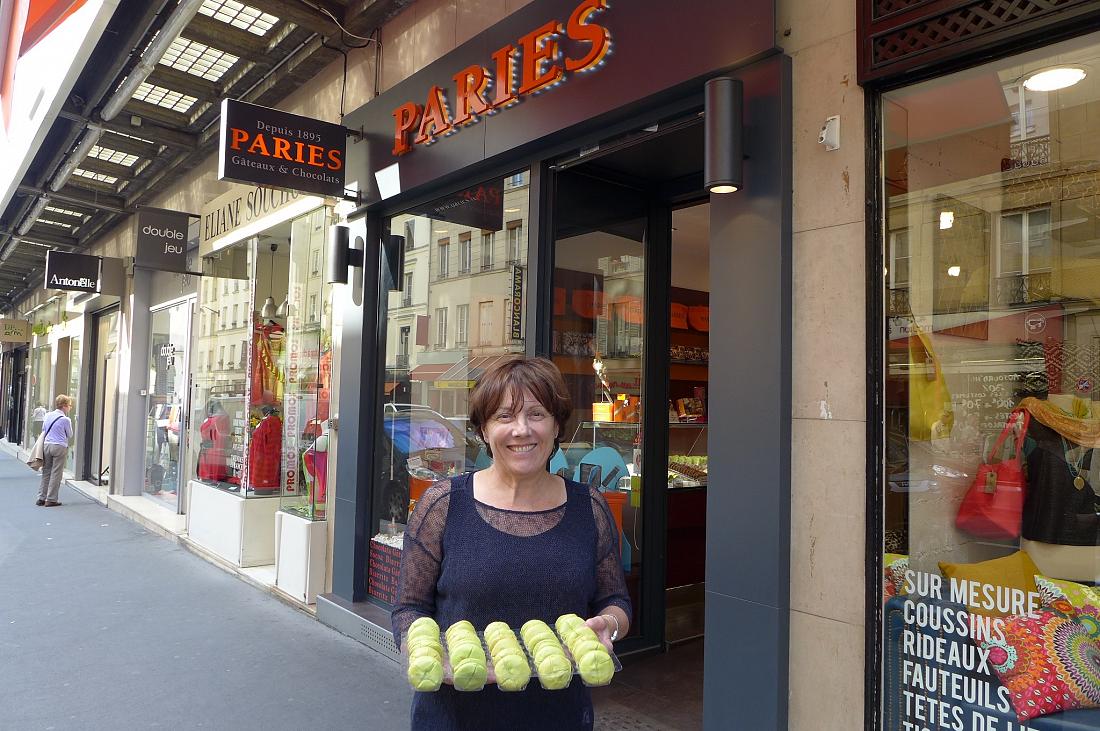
xmin=318 ymin=1 xmax=793 ymax=726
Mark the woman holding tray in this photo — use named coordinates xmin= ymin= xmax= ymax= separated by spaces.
xmin=392 ymin=357 xmax=632 ymax=730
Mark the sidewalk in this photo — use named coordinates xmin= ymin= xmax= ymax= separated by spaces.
xmin=0 ymin=452 xmax=412 ymax=730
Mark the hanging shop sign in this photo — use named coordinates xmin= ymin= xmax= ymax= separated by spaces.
xmin=0 ymin=318 xmax=30 ymax=343
xmin=44 ymin=250 xmax=101 ymax=293
xmin=510 ymin=265 xmax=524 ymax=340
xmin=134 ymin=207 xmax=192 ymax=273
xmin=218 ymin=98 xmax=347 ymax=198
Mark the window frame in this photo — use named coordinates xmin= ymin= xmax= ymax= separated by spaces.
xmin=996 ymin=205 xmax=1052 ymax=278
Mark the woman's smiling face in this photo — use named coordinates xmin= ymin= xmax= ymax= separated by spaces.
xmin=483 ymin=388 xmax=559 ymax=477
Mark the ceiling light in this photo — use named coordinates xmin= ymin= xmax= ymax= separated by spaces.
xmin=1023 ymin=66 xmax=1087 ymax=92
xmin=939 ymin=211 xmax=954 ymax=230
xmin=947 ymin=265 xmax=961 ymax=277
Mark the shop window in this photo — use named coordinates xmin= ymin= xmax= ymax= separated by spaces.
xmin=481 ymin=231 xmax=494 ymax=270
xmin=438 ymin=238 xmax=449 ymax=279
xmin=456 ymin=304 xmax=468 ymax=345
xmin=190 ymin=207 xmax=333 ymax=522
xmin=372 ymin=170 xmax=530 ymax=605
xmin=507 ymin=220 xmax=523 ymax=262
xmin=435 ymin=307 xmax=448 ymax=347
xmin=459 ymin=233 xmax=472 ymax=273
xmin=878 ymin=32 xmax=1100 ymax=731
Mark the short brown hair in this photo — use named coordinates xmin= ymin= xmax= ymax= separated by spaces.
xmin=55 ymin=394 xmax=72 ymax=409
xmin=469 ymin=357 xmax=572 ymax=441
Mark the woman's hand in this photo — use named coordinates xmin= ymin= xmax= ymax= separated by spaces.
xmin=585 ymin=614 xmax=617 ymax=652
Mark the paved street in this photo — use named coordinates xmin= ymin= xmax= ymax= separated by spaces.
xmin=0 ymin=453 xmax=411 ymax=730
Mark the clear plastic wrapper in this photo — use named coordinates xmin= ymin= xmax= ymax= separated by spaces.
xmin=402 ymin=627 xmax=622 ymax=692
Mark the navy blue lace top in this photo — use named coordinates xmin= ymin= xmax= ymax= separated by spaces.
xmin=392 ymin=471 xmax=632 ymax=731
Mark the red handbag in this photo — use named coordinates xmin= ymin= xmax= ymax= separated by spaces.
xmin=956 ymin=410 xmax=1030 ymax=540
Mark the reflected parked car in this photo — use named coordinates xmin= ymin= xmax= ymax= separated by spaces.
xmin=378 ymin=403 xmax=490 ymax=523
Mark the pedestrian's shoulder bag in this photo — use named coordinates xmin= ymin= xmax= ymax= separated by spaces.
xmin=27 ymin=416 xmax=62 ymax=472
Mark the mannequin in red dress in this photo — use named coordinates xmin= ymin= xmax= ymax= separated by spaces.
xmin=197 ymin=400 xmax=230 ymax=483
xmin=248 ymin=405 xmax=282 ymax=493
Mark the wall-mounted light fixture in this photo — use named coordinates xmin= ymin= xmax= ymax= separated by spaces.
xmin=326 ymin=225 xmax=362 ymax=285
xmin=704 ymin=77 xmax=743 ymax=194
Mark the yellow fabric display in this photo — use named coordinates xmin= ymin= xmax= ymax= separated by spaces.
xmin=1018 ymin=396 xmax=1100 ymax=448
xmin=938 ymin=550 xmax=1040 ymax=617
xmin=909 ymin=325 xmax=954 ymax=441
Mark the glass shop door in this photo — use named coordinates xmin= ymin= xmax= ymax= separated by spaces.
xmin=143 ymin=299 xmax=194 ymax=512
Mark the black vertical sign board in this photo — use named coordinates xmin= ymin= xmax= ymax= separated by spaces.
xmin=510 ymin=265 xmax=524 ymax=340
xmin=134 ymin=207 xmax=191 ymax=273
xmin=218 ymin=98 xmax=347 ymax=198
xmin=44 ymin=250 xmax=101 ymax=293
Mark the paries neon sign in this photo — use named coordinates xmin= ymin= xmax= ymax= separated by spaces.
xmin=391 ymin=0 xmax=611 ymax=156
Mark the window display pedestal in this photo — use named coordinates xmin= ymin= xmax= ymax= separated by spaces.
xmin=186 ymin=479 xmax=278 ymax=567
xmin=275 ymin=510 xmax=327 ymax=604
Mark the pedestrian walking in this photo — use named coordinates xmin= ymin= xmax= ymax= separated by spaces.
xmin=36 ymin=394 xmax=73 ymax=507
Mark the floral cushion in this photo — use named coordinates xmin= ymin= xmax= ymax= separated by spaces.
xmin=884 ymin=553 xmax=908 ymax=601
xmin=1037 ymin=575 xmax=1100 ymax=611
xmin=1035 ymin=575 xmax=1100 ymax=641
xmin=983 ymin=610 xmax=1100 ymax=721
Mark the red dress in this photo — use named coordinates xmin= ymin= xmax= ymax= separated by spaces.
xmin=248 ymin=413 xmax=282 ymax=491
xmin=198 ymin=414 xmax=230 ymax=482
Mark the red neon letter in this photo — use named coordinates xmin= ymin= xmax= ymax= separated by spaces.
xmin=564 ymin=0 xmax=610 ymax=72
xmin=392 ymin=102 xmax=422 ymax=156
xmin=518 ymin=20 xmax=564 ymax=96
xmin=452 ymin=65 xmax=492 ymax=126
xmin=414 ymin=86 xmax=454 ymax=145
xmin=491 ymin=45 xmax=518 ymax=109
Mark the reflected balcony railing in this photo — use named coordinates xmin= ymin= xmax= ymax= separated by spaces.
xmin=1001 ymin=136 xmax=1051 ymax=172
xmin=995 ymin=272 xmax=1053 ymax=306
xmin=395 ymin=354 xmax=409 ymax=369
xmin=887 ymin=287 xmax=910 ymax=317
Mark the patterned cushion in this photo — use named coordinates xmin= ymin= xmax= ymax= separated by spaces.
xmin=1037 ymin=575 xmax=1100 ymax=611
xmin=983 ymin=610 xmax=1100 ymax=721
xmin=883 ymin=554 xmax=908 ymax=602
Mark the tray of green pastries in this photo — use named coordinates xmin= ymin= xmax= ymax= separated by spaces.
xmin=404 ymin=615 xmax=622 ymax=693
